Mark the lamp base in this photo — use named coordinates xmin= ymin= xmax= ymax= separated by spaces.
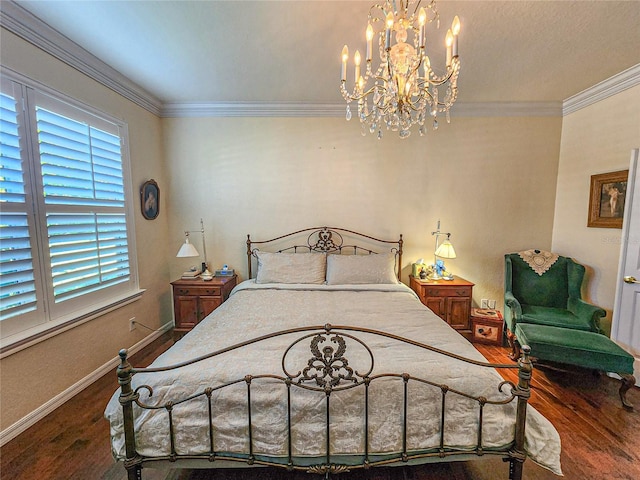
xmin=200 ymin=268 xmax=214 ymax=281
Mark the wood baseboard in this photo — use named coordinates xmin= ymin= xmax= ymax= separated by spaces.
xmin=0 ymin=322 xmax=173 ymax=447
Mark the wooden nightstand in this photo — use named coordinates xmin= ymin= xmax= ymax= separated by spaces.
xmin=171 ymin=275 xmax=237 ymax=338
xmin=410 ymin=275 xmax=474 ymax=338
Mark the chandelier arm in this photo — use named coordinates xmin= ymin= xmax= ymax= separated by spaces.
xmin=427 ymin=57 xmax=460 ymax=84
xmin=405 ymin=95 xmax=429 ymax=113
xmin=422 ymin=71 xmax=453 ymax=88
xmin=341 ymin=83 xmax=383 ymax=103
xmin=417 ymin=79 xmax=458 ymax=108
xmin=409 ymin=0 xmax=419 ymax=16
xmin=368 ymin=3 xmax=387 ymax=24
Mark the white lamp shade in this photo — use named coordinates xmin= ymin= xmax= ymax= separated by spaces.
xmin=176 ymin=237 xmax=200 ymax=257
xmin=435 ymin=239 xmax=456 ymax=259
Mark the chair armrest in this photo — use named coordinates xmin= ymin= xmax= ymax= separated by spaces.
xmin=504 ymin=291 xmax=523 ymax=332
xmin=567 ymin=297 xmax=606 ymax=334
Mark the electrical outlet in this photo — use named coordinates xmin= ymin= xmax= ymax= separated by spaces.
xmin=129 ymin=317 xmax=136 ymax=331
xmin=488 ymin=299 xmax=497 ymax=309
xmin=481 ymin=299 xmax=488 ymax=309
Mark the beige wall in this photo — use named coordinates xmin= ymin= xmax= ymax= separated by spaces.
xmin=0 ymin=29 xmax=172 ymax=430
xmin=552 ymin=84 xmax=640 ymax=326
xmin=163 ymin=115 xmax=562 ymax=309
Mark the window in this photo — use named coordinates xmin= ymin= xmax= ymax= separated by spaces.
xmin=0 ymin=73 xmax=139 ymax=346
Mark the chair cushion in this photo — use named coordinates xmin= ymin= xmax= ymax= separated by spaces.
xmin=515 ymin=323 xmax=634 ymax=374
xmin=521 ymin=305 xmax=593 ymax=331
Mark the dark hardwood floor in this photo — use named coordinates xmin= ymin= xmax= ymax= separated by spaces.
xmin=1 ymin=333 xmax=638 ymax=480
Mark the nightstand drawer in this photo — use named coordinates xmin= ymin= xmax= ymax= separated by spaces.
xmin=426 ymin=286 xmax=471 ymax=297
xmin=174 ymin=286 xmax=221 ymax=297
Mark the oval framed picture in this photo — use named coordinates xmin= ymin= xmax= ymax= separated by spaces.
xmin=140 ymin=179 xmax=159 ymax=220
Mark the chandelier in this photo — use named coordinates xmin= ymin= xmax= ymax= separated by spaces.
xmin=339 ymin=0 xmax=460 ymax=139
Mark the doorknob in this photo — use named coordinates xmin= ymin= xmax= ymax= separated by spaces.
xmin=624 ymin=276 xmax=639 ymax=284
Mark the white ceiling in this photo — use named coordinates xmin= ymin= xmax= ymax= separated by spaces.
xmin=6 ymin=0 xmax=640 ymax=109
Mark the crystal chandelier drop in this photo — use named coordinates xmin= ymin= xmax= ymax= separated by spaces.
xmin=339 ymin=0 xmax=461 ymax=139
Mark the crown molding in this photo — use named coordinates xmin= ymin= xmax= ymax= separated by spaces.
xmin=453 ymin=102 xmax=562 ymax=118
xmin=0 ymin=1 xmax=162 ymax=116
xmin=160 ymin=102 xmax=346 ymax=118
xmin=160 ymin=101 xmax=563 ymax=118
xmin=563 ymin=64 xmax=640 ymax=116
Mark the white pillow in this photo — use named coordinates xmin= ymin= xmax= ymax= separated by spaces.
xmin=326 ymin=253 xmax=398 ymax=285
xmin=255 ymin=251 xmax=326 ymax=284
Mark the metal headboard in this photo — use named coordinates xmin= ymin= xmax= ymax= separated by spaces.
xmin=246 ymin=227 xmax=403 ymax=280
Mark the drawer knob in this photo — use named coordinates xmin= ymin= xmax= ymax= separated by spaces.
xmin=178 ymin=289 xmax=189 ymax=295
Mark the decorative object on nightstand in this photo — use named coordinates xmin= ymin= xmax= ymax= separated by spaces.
xmin=176 ymin=218 xmax=214 ymax=280
xmin=412 ymin=258 xmax=428 ymax=278
xmin=215 ymin=264 xmax=235 ymax=277
xmin=430 ymin=220 xmax=456 ymax=280
xmin=171 ymin=275 xmax=237 ymax=339
xmin=470 ymin=308 xmax=504 ymax=345
xmin=410 ymin=275 xmax=473 ymax=339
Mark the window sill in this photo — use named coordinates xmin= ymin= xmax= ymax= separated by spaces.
xmin=0 ymin=289 xmax=146 ymax=358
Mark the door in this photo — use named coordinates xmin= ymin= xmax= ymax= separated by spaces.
xmin=612 ymin=148 xmax=640 ymax=385
xmin=425 ymin=297 xmax=446 ymax=320
xmin=448 ymin=297 xmax=471 ymax=330
xmin=175 ymin=295 xmax=199 ymax=330
xmin=199 ymin=296 xmax=222 ymax=320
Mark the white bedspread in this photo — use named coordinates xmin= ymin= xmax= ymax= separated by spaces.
xmin=105 ymin=281 xmax=561 ymax=474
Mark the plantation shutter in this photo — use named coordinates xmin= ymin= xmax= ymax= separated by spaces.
xmin=33 ymin=93 xmax=132 ymax=311
xmin=0 ymin=85 xmax=41 ymax=325
xmin=1 ymin=73 xmax=138 ymax=344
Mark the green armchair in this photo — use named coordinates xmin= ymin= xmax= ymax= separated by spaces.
xmin=504 ymin=252 xmax=635 ymax=408
xmin=504 ymin=252 xmax=606 ymax=360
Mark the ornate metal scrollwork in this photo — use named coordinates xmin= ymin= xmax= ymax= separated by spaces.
xmin=309 ymin=228 xmax=343 ymax=252
xmin=300 ymin=333 xmax=356 ymax=388
xmin=282 ymin=328 xmax=374 ymax=391
xmin=307 ymin=464 xmax=351 ymax=474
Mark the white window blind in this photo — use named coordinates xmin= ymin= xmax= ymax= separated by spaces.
xmin=0 ymin=74 xmax=138 ymax=344
xmin=0 ymin=87 xmax=39 ymax=324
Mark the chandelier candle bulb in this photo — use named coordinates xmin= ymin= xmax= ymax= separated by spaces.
xmin=341 ymin=45 xmax=348 ymax=81
xmin=354 ymin=50 xmax=361 ymax=85
xmin=366 ymin=24 xmax=373 ymax=60
xmin=452 ymin=16 xmax=460 ymax=57
xmin=385 ymin=12 xmax=394 ymax=49
xmin=418 ymin=7 xmax=426 ymax=48
xmin=446 ymin=29 xmax=453 ymax=67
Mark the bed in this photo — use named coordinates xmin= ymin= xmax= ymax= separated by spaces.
xmin=105 ymin=227 xmax=562 ymax=480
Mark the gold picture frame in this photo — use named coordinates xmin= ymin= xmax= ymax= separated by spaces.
xmin=140 ymin=179 xmax=159 ymax=220
xmin=587 ymin=170 xmax=628 ymax=228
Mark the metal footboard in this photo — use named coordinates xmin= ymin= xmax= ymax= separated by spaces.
xmin=117 ymin=324 xmax=532 ymax=480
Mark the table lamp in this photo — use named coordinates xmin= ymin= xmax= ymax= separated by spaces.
xmin=176 ymin=218 xmax=213 ymax=280
xmin=431 ymin=221 xmax=456 ymax=280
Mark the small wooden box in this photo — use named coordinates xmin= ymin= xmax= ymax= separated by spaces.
xmin=470 ymin=308 xmax=504 ymax=345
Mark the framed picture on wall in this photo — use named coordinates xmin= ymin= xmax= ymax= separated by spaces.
xmin=587 ymin=170 xmax=628 ymax=228
xmin=140 ymin=179 xmax=159 ymax=220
